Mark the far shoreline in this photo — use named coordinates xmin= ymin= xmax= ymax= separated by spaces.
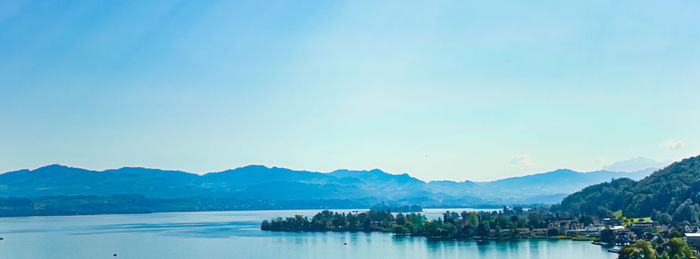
xmin=0 ymin=207 xmax=506 ymax=219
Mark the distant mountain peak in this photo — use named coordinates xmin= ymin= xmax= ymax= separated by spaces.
xmin=211 ymin=164 xmax=273 ymax=174
xmin=603 ymin=157 xmax=668 ymax=172
xmin=550 ymin=168 xmax=576 ymax=174
xmin=240 ymin=164 xmax=270 ymax=170
xmin=37 ymin=164 xmax=70 ymax=169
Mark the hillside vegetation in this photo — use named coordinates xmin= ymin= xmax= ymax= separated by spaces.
xmin=557 ymin=155 xmax=700 ymax=225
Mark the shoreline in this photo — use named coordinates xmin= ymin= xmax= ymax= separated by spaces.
xmin=0 ymin=207 xmax=501 ymax=219
xmin=263 ymin=229 xmax=604 ymax=243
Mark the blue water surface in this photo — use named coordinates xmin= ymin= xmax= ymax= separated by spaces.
xmin=0 ymin=209 xmax=615 ymax=259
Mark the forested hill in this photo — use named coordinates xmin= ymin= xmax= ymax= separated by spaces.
xmin=557 ymin=155 xmax=700 ymax=224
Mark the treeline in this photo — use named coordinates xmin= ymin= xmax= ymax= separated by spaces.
xmin=261 ymin=210 xmax=419 ymax=232
xmin=262 ymin=207 xmax=572 ymax=239
xmin=0 ymin=194 xmax=370 ymax=217
xmin=555 ymin=155 xmax=700 ymax=225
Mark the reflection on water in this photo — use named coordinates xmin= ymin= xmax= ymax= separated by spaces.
xmin=0 ymin=210 xmax=615 ymax=259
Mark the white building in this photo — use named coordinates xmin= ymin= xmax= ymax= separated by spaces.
xmin=685 ymin=233 xmax=700 ymax=248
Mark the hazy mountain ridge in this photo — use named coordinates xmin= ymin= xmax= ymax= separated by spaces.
xmin=0 ymin=164 xmax=656 ymax=206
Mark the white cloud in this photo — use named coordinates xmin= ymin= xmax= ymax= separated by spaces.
xmin=510 ymin=154 xmax=535 ymax=171
xmin=661 ymin=140 xmax=684 ymax=150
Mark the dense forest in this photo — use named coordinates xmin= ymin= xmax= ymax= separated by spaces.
xmin=555 ymin=155 xmax=700 ymax=225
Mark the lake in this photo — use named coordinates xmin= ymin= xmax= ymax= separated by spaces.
xmin=0 ymin=209 xmax=616 ymax=259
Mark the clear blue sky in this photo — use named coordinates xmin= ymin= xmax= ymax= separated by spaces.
xmin=1 ymin=0 xmax=698 ymax=181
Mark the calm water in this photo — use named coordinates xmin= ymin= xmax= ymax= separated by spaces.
xmin=0 ymin=209 xmax=616 ymax=259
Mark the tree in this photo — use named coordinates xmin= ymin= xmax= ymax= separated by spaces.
xmin=527 ymin=213 xmax=543 ymax=228
xmin=393 ymin=225 xmax=407 ymax=236
xmin=667 ymin=237 xmax=697 ymax=259
xmin=362 ymin=218 xmax=372 ymax=232
xmin=597 ymin=206 xmax=614 ymax=218
xmin=518 ymin=218 xmax=527 ymax=228
xmin=579 ymin=215 xmax=594 ymax=226
xmin=396 ymin=213 xmax=406 ymax=225
xmin=654 ymin=212 xmax=673 ymax=225
xmin=513 ymin=206 xmax=524 ymax=215
xmin=476 ymin=222 xmax=491 ymax=237
xmin=447 ymin=225 xmax=458 ymax=237
xmin=443 ymin=211 xmax=459 ymax=224
xmin=547 ymin=228 xmax=559 ymax=237
xmin=469 ymin=212 xmax=479 ymax=226
xmin=261 ymin=220 xmax=271 ymax=230
xmin=461 ymin=224 xmax=474 ymax=237
xmin=510 ymin=216 xmax=520 ymax=227
xmin=673 ymin=199 xmax=700 ymax=225
xmin=619 ymin=240 xmax=658 ymax=259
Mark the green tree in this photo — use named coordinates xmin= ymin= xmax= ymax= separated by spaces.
xmin=261 ymin=220 xmax=271 ymax=230
xmin=362 ymin=218 xmax=372 ymax=232
xmin=392 ymin=225 xmax=407 ymax=236
xmin=667 ymin=237 xmax=697 ymax=259
xmin=619 ymin=240 xmax=658 ymax=259
xmin=461 ymin=224 xmax=474 ymax=237
xmin=673 ymin=199 xmax=700 ymax=225
xmin=513 ymin=206 xmax=524 ymax=215
xmin=579 ymin=215 xmax=594 ymax=226
xmin=510 ymin=216 xmax=520 ymax=226
xmin=654 ymin=212 xmax=673 ymax=225
xmin=597 ymin=206 xmax=614 ymax=218
xmin=476 ymin=222 xmax=490 ymax=237
xmin=396 ymin=213 xmax=406 ymax=225
xmin=518 ymin=218 xmax=528 ymax=228
xmin=527 ymin=213 xmax=543 ymax=228
xmin=470 ymin=212 xmax=479 ymax=226
xmin=443 ymin=211 xmax=459 ymax=224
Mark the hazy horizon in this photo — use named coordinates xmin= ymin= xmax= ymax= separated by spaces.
xmin=1 ymin=0 xmax=699 ymax=181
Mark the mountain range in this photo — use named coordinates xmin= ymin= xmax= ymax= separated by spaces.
xmin=0 ymin=164 xmax=655 ymax=207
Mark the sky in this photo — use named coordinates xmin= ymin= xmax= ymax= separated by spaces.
xmin=1 ymin=0 xmax=699 ymax=181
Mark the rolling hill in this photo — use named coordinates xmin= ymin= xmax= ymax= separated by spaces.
xmin=558 ymin=155 xmax=700 ymax=224
xmin=0 ymin=163 xmax=655 ymax=208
